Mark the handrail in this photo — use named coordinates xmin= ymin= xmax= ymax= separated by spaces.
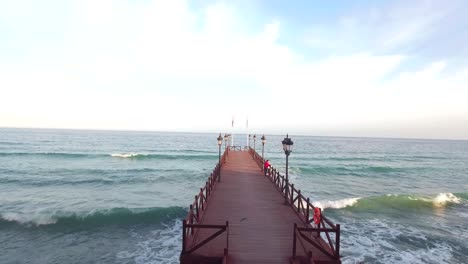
xmin=181 ymin=148 xmax=230 ymax=258
xmin=292 ymin=224 xmax=341 ymax=260
xmin=228 ymin=145 xmax=244 ymax=151
xmin=248 ymin=147 xmax=341 ymax=261
xmin=183 ymin=222 xmax=229 ymax=255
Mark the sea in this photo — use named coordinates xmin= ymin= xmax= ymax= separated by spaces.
xmin=0 ymin=128 xmax=467 ymax=264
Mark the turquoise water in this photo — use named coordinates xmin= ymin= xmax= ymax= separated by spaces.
xmin=0 ymin=128 xmax=467 ymax=263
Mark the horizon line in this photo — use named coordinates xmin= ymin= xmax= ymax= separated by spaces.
xmin=1 ymin=126 xmax=467 ymax=142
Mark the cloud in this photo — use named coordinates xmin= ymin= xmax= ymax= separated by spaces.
xmin=0 ymin=0 xmax=467 ymax=139
xmin=303 ymin=0 xmax=468 ymax=57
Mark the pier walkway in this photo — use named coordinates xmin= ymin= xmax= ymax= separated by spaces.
xmin=180 ymin=148 xmax=341 ymax=264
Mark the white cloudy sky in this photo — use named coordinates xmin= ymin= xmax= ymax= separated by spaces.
xmin=0 ymin=0 xmax=467 ymax=139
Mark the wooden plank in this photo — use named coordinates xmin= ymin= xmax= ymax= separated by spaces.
xmin=184 ymin=151 xmax=339 ymax=264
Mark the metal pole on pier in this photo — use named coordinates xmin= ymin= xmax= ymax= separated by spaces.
xmin=282 ymin=134 xmax=293 ymax=204
xmin=217 ymin=133 xmax=223 ymax=182
xmin=261 ymin=134 xmax=266 ymax=164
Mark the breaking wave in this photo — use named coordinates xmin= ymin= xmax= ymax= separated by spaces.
xmin=0 ymin=152 xmax=216 ymax=160
xmin=0 ymin=207 xmax=186 ymax=228
xmin=314 ymin=197 xmax=361 ymax=209
xmin=316 ymin=193 xmax=463 ymax=211
xmin=110 ymin=153 xmax=216 ymax=160
xmin=0 ymin=152 xmax=93 ymax=158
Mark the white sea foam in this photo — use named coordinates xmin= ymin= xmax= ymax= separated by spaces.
xmin=0 ymin=212 xmax=58 ymax=225
xmin=341 ymin=219 xmax=453 ymax=264
xmin=111 ymin=153 xmax=143 ymax=158
xmin=314 ymin=197 xmax=360 ymax=210
xmin=116 ymin=219 xmax=182 ymax=264
xmin=432 ymin=193 xmax=460 ymax=207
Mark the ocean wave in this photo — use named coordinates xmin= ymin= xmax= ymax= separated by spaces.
xmin=117 ymin=220 xmax=182 ymax=264
xmin=0 ymin=152 xmax=93 ymax=158
xmin=341 ymin=219 xmax=454 ymax=264
xmin=0 ymin=152 xmax=216 ymax=160
xmin=297 ymin=166 xmax=352 ymax=175
xmin=111 ymin=153 xmax=143 ymax=158
xmin=109 ymin=153 xmax=216 ymax=160
xmin=432 ymin=193 xmax=461 ymax=207
xmin=297 ymin=165 xmax=413 ymax=175
xmin=314 ymin=198 xmax=360 ymax=209
xmin=0 ymin=207 xmax=186 ymax=228
xmin=320 ymin=193 xmax=463 ymax=211
xmin=0 ymin=141 xmax=23 ymax=145
xmin=0 ymin=177 xmax=167 ymax=187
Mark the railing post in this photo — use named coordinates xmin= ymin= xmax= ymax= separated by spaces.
xmin=297 ymin=190 xmax=301 ymax=213
xmin=291 ymin=184 xmax=294 ymax=204
xmin=200 ymin=188 xmax=204 ymax=210
xmin=182 ymin=220 xmax=186 ymax=254
xmin=336 ymin=224 xmax=340 ymax=259
xmin=316 ymin=208 xmax=322 ymax=238
xmin=292 ymin=223 xmax=297 ymax=260
xmin=195 ymin=195 xmax=199 ymax=221
xmin=189 ymin=204 xmax=194 ymax=235
xmin=284 ymin=179 xmax=288 ymax=204
xmin=306 ymin=198 xmax=310 ymax=223
xmin=226 ymin=221 xmax=229 ymax=250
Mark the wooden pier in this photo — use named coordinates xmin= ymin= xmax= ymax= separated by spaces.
xmin=180 ymin=147 xmax=341 ymax=264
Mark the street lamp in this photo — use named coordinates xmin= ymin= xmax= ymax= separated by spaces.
xmin=248 ymin=134 xmax=251 ymax=148
xmin=282 ymin=134 xmax=293 ymax=204
xmin=261 ymin=134 xmax=266 ymax=164
xmin=217 ymin=133 xmax=223 ymax=182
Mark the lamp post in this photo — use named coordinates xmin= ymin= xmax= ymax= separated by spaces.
xmin=217 ymin=133 xmax=223 ymax=182
xmin=248 ymin=134 xmax=251 ymax=148
xmin=282 ymin=134 xmax=293 ymax=204
xmin=261 ymin=134 xmax=266 ymax=164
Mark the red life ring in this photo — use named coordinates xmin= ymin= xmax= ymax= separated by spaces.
xmin=313 ymin=207 xmax=321 ymax=225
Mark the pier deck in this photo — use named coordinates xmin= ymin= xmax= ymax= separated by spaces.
xmin=181 ymin=149 xmax=341 ymax=264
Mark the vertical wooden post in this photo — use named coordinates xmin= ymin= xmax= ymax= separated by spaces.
xmin=200 ymin=188 xmax=204 ymax=210
xmin=195 ymin=195 xmax=199 ymax=221
xmin=291 ymin=184 xmax=294 ymax=204
xmin=336 ymin=224 xmax=340 ymax=259
xmin=210 ymin=173 xmax=213 ymax=189
xmin=182 ymin=220 xmax=186 ymax=254
xmin=284 ymin=178 xmax=288 ymax=204
xmin=297 ymin=190 xmax=301 ymax=213
xmin=224 ymin=248 xmax=228 ymax=264
xmin=226 ymin=221 xmax=229 ymax=249
xmin=306 ymin=198 xmax=310 ymax=223
xmin=316 ymin=208 xmax=322 ymax=238
xmin=292 ymin=223 xmax=297 ymax=260
xmin=189 ymin=204 xmax=194 ymax=235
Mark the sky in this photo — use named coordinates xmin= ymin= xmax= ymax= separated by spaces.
xmin=0 ymin=0 xmax=467 ymax=139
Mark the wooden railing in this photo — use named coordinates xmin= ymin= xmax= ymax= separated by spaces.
xmin=248 ymin=147 xmax=341 ymax=261
xmin=250 ymin=147 xmax=263 ymax=168
xmin=228 ymin=145 xmax=244 ymax=151
xmin=293 ymin=224 xmax=340 ymax=261
xmin=181 ymin=149 xmax=230 ymax=260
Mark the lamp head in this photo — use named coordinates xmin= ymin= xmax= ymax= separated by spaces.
xmin=282 ymin=134 xmax=293 ymax=156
